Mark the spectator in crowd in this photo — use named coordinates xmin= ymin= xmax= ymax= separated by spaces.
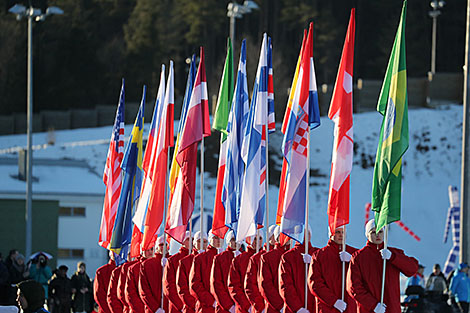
xmin=71 ymin=262 xmax=93 ymax=313
xmin=29 ymin=254 xmax=52 ymax=300
xmin=48 ymin=265 xmax=73 ymax=313
xmin=16 ymin=279 xmax=49 ymax=313
xmin=8 ymin=254 xmax=29 ymax=304
xmin=427 ymin=264 xmax=448 ymax=293
xmin=5 ymin=250 xmax=19 ymax=272
xmin=406 ymin=264 xmax=426 ymax=288
xmin=0 ymin=253 xmax=10 ymax=305
xmin=449 ymin=262 xmax=470 ymax=313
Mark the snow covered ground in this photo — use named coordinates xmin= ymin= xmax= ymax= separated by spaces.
xmin=0 ymin=104 xmax=462 ymax=278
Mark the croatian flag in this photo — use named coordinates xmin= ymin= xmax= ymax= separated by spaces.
xmin=279 ymin=23 xmax=320 ymax=243
xmin=237 ymin=34 xmax=275 ymax=242
xmin=222 ymin=40 xmax=250 ymax=236
xmin=327 ymin=9 xmax=355 ymax=234
xmin=130 ymin=65 xmax=166 ymax=257
xmin=99 ymin=79 xmax=125 ymax=249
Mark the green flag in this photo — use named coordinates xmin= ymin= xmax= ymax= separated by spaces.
xmin=372 ymin=1 xmax=409 ymax=232
xmin=212 ymin=38 xmax=234 ymax=140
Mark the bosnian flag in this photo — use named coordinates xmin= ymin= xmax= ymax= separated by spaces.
xmin=130 ymin=65 xmax=166 ymax=257
xmin=327 ymin=9 xmax=355 ymax=234
xmin=237 ymin=34 xmax=275 ymax=242
xmin=99 ymin=79 xmax=125 ymax=249
xmin=166 ymin=48 xmax=211 ymax=243
xmin=222 ymin=40 xmax=249 ymax=236
xmin=279 ymin=23 xmax=320 ymax=243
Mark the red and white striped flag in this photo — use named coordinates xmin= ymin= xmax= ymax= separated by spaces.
xmin=99 ymin=79 xmax=125 ymax=249
xmin=327 ymin=9 xmax=355 ymax=234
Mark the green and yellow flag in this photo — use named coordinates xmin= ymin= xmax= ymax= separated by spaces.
xmin=372 ymin=1 xmax=409 ymax=232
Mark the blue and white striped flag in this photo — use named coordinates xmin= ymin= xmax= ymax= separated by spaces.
xmin=237 ymin=33 xmax=275 ymax=242
xmin=222 ymin=40 xmax=249 ymax=235
xmin=443 ymin=185 xmax=460 ymax=276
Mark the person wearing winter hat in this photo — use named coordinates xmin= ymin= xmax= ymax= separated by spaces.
xmin=346 ymin=219 xmax=418 ymax=313
xmin=245 ymin=231 xmax=267 ymax=313
xmin=17 ymin=279 xmax=48 ymax=313
xmin=449 ymin=262 xmax=470 ymax=313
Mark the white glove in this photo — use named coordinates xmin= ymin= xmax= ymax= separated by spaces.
xmin=198 ymin=249 xmax=205 ymax=254
xmin=234 ymin=250 xmax=241 ymax=257
xmin=447 ymin=298 xmax=453 ymax=306
xmin=302 ymin=253 xmax=312 ymax=264
xmin=155 ymin=309 xmax=165 ymax=313
xmin=373 ymin=303 xmax=386 ymax=313
xmin=296 ymin=308 xmax=310 ymax=313
xmin=213 ymin=301 xmax=217 ymax=308
xmin=161 ymin=257 xmax=168 ymax=267
xmin=339 ymin=251 xmax=352 ymax=262
xmin=333 ymin=299 xmax=347 ymax=312
xmin=380 ymin=249 xmax=392 ymax=260
xmin=229 ymin=305 xmax=236 ymax=313
xmin=280 ymin=309 xmax=284 ymax=313
xmin=248 ymin=308 xmax=252 ymax=313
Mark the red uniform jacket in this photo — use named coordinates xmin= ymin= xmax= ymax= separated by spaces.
xmin=177 ymin=251 xmax=198 ymax=313
xmin=244 ymin=250 xmax=265 ymax=313
xmin=125 ymin=257 xmax=146 ymax=313
xmin=118 ymin=260 xmax=138 ymax=313
xmin=107 ymin=265 xmax=123 ymax=313
xmin=190 ymin=246 xmax=219 ymax=313
xmin=228 ymin=246 xmax=256 ymax=313
xmin=164 ymin=246 xmax=189 ymax=313
xmin=279 ymin=243 xmax=318 ymax=313
xmin=95 ymin=260 xmax=116 ymax=313
xmin=259 ymin=243 xmax=288 ymax=313
xmin=139 ymin=254 xmax=164 ymax=313
xmin=346 ymin=241 xmax=418 ymax=313
xmin=211 ymin=247 xmax=236 ymax=313
xmin=309 ymin=240 xmax=357 ymax=313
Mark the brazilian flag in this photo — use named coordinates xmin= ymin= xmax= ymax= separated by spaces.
xmin=372 ymin=1 xmax=408 ymax=232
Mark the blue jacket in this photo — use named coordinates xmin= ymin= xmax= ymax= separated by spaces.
xmin=450 ymin=270 xmax=470 ymax=303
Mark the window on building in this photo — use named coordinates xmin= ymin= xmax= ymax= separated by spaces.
xmin=57 ymin=248 xmax=84 ymax=259
xmin=58 ymin=206 xmax=86 ymax=217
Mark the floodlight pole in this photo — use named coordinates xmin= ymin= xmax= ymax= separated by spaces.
xmin=25 ymin=7 xmax=33 ymax=259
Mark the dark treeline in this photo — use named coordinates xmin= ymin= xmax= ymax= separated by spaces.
xmin=0 ymin=0 xmax=465 ymax=116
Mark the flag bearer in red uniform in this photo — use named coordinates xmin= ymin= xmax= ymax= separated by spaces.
xmin=211 ymin=231 xmax=240 ymax=313
xmin=279 ymin=227 xmax=318 ymax=313
xmin=108 ymin=264 xmax=124 ymax=313
xmin=309 ymin=227 xmax=357 ymax=313
xmin=95 ymin=252 xmax=116 ymax=313
xmin=190 ymin=231 xmax=223 ymax=312
xmin=118 ymin=257 xmax=138 ymax=313
xmin=126 ymin=247 xmax=153 ymax=313
xmin=346 ymin=219 xmax=418 ymax=313
xmin=164 ymin=231 xmax=191 ymax=313
xmin=178 ymin=231 xmax=208 ymax=313
xmin=245 ymin=230 xmax=268 ymax=313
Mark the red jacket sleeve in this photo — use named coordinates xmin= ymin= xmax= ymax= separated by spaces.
xmin=279 ymin=253 xmax=303 ymax=312
xmin=346 ymin=254 xmax=378 ymax=312
xmin=259 ymin=253 xmax=283 ymax=311
xmin=125 ymin=263 xmax=145 ymax=313
xmin=211 ymin=254 xmax=234 ymax=311
xmin=190 ymin=253 xmax=215 ymax=307
xmin=244 ymin=257 xmax=264 ymax=312
xmin=94 ymin=265 xmax=112 ymax=313
xmin=139 ymin=259 xmax=161 ymax=312
xmin=177 ymin=258 xmax=196 ymax=310
xmin=388 ymin=248 xmax=419 ymax=277
xmin=228 ymin=256 xmax=251 ymax=311
xmin=163 ymin=255 xmax=184 ymax=311
xmin=309 ymin=252 xmax=337 ymax=307
xmin=107 ymin=268 xmax=123 ymax=313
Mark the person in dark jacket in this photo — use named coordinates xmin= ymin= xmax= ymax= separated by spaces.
xmin=0 ymin=254 xmax=10 ymax=305
xmin=17 ymin=279 xmax=49 ymax=313
xmin=70 ymin=262 xmax=93 ymax=313
xmin=48 ymin=265 xmax=73 ymax=313
xmin=8 ymin=254 xmax=29 ymax=304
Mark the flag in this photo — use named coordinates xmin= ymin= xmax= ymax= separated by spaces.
xmin=141 ymin=61 xmax=174 ymax=251
xmin=278 ymin=23 xmax=320 ymax=243
xmin=109 ymin=86 xmax=145 ymax=258
xmin=443 ymin=186 xmax=460 ymax=275
xmin=372 ymin=1 xmax=409 ymax=232
xmin=327 ymin=9 xmax=355 ymax=234
xmin=130 ymin=66 xmax=166 ymax=257
xmin=237 ymin=34 xmax=275 ymax=242
xmin=212 ymin=38 xmax=234 ymax=239
xmin=222 ymin=39 xmax=250 ymax=236
xmin=166 ymin=47 xmax=211 ymax=243
xmin=99 ymin=79 xmax=125 ymax=249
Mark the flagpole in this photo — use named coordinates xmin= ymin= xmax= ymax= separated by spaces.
xmin=200 ymin=137 xmax=205 ymax=248
xmin=341 ymin=225 xmax=346 ymax=301
xmin=304 ymin=126 xmax=310 ymax=309
xmin=265 ymin=124 xmax=270 ymax=252
xmin=161 ymin=151 xmax=170 ymax=309
xmin=380 ymin=225 xmax=388 ymax=305
xmin=256 ymin=228 xmax=260 ymax=253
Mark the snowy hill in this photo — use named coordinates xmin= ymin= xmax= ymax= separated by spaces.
xmin=0 ymin=104 xmax=462 ymax=276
